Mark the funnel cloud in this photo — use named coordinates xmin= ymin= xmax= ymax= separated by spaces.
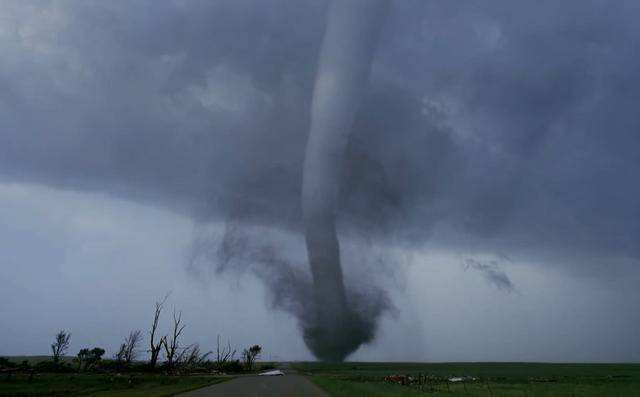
xmin=301 ymin=0 xmax=390 ymax=361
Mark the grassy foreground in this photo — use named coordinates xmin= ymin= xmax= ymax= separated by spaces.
xmin=0 ymin=373 xmax=227 ymax=397
xmin=295 ymin=362 xmax=640 ymax=396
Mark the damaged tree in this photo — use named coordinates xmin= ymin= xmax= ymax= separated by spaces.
xmin=175 ymin=344 xmax=211 ymax=371
xmin=215 ymin=335 xmax=236 ymax=369
xmin=148 ymin=295 xmax=168 ymax=368
xmin=123 ymin=329 xmax=143 ymax=363
xmin=114 ymin=343 xmax=127 ymax=369
xmin=241 ymin=345 xmax=261 ymax=371
xmin=51 ymin=330 xmax=71 ymax=364
xmin=162 ymin=309 xmax=186 ymax=370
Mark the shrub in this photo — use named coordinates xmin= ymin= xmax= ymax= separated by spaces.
xmin=34 ymin=360 xmax=75 ymax=373
xmin=77 ymin=347 xmax=106 ymax=371
xmin=217 ymin=359 xmax=244 ymax=373
xmin=0 ymin=357 xmax=18 ymax=369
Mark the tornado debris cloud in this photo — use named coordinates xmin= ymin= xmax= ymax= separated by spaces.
xmin=301 ymin=0 xmax=390 ymax=361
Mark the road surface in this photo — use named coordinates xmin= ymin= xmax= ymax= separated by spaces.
xmin=178 ymin=372 xmax=329 ymax=397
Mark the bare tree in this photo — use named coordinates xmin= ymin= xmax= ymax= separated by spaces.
xmin=176 ymin=343 xmax=211 ymax=371
xmin=123 ymin=329 xmax=143 ymax=363
xmin=51 ymin=330 xmax=71 ymax=364
xmin=215 ymin=335 xmax=236 ymax=367
xmin=162 ymin=309 xmax=186 ymax=370
xmin=241 ymin=345 xmax=261 ymax=371
xmin=114 ymin=343 xmax=127 ymax=369
xmin=148 ymin=295 xmax=168 ymax=368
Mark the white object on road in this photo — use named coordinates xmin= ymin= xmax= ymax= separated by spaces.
xmin=258 ymin=370 xmax=285 ymax=376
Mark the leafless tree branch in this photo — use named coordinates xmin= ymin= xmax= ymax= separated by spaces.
xmin=148 ymin=293 xmax=169 ymax=368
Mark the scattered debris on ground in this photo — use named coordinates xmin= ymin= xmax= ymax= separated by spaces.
xmin=529 ymin=377 xmax=558 ymax=383
xmin=448 ymin=376 xmax=477 ymax=382
xmin=383 ymin=373 xmax=478 ymax=386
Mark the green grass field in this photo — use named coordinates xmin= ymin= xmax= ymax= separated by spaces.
xmin=294 ymin=362 xmax=640 ymax=396
xmin=0 ymin=373 xmax=227 ymax=397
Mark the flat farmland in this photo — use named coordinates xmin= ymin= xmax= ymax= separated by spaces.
xmin=294 ymin=362 xmax=640 ymax=396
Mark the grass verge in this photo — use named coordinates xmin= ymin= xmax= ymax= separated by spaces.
xmin=0 ymin=373 xmax=228 ymax=397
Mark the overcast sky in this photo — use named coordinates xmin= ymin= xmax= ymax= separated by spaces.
xmin=1 ymin=0 xmax=639 ymax=362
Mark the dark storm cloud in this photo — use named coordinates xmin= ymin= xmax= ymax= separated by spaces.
xmin=1 ymin=0 xmax=638 ymax=274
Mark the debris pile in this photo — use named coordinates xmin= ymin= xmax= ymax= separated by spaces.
xmin=383 ymin=373 xmax=478 ymax=386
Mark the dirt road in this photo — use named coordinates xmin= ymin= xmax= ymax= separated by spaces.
xmin=178 ymin=373 xmax=329 ymax=397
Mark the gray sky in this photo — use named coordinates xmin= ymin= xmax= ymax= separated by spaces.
xmin=1 ymin=0 xmax=639 ymax=362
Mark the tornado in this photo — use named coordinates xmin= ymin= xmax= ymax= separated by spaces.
xmin=302 ymin=0 xmax=389 ymax=361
